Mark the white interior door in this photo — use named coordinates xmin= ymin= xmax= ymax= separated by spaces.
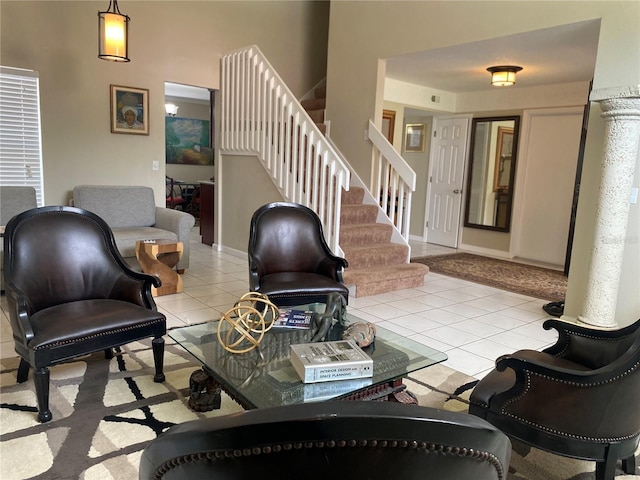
xmin=427 ymin=117 xmax=470 ymax=247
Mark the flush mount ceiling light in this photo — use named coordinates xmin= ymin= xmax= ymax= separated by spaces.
xmin=165 ymin=104 xmax=179 ymax=116
xmin=487 ymin=65 xmax=523 ymax=87
xmin=98 ymin=0 xmax=130 ymax=62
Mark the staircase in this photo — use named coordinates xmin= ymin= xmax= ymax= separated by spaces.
xmin=221 ymin=45 xmax=429 ymax=298
xmin=301 ymin=86 xmax=429 ymax=297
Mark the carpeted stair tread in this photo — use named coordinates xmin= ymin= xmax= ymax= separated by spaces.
xmin=343 ymin=263 xmax=429 ymax=297
xmin=301 ymin=97 xmax=326 ymax=111
xmin=342 ymin=243 xmax=409 ymax=269
xmin=342 ymin=187 xmax=365 ymax=205
xmin=340 ymin=223 xmax=392 ymax=244
xmin=341 ymin=203 xmax=378 ymax=224
xmin=307 ymin=109 xmax=324 ymax=123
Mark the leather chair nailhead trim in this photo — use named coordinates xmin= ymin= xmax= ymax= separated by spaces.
xmin=33 ymin=319 xmax=165 ymax=351
xmin=153 ymin=439 xmax=507 ymax=480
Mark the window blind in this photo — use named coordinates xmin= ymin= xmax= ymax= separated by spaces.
xmin=0 ymin=66 xmax=44 ymax=206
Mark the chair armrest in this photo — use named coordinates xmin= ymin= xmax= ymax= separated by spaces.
xmin=3 ymin=282 xmax=35 ymax=343
xmin=248 ymin=259 xmax=261 ymax=291
xmin=154 ymin=207 xmax=196 ymax=270
xmin=110 ymin=272 xmax=161 ymax=310
xmin=154 ymin=207 xmax=195 ymax=237
xmin=543 ymin=318 xmax=640 ymax=367
xmin=316 ymin=255 xmax=349 ymax=281
xmin=491 ymin=350 xmax=640 ymax=438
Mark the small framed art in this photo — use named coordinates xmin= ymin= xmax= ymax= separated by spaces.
xmin=404 ymin=123 xmax=425 ymax=152
xmin=110 ymin=85 xmax=149 ymax=135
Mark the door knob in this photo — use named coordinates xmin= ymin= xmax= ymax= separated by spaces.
xmin=453 ymin=189 xmax=461 ymax=194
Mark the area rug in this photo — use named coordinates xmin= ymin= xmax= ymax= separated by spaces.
xmin=412 ymin=253 xmax=567 ymax=302
xmin=1 ymin=342 xmax=637 ymax=480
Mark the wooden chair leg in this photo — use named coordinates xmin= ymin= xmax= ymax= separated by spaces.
xmin=17 ymin=358 xmax=30 ymax=383
xmin=33 ymin=366 xmax=52 ymax=423
xmin=152 ymin=336 xmax=165 ymax=383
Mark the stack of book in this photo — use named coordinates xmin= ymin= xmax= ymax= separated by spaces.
xmin=290 ymin=339 xmax=373 ymax=383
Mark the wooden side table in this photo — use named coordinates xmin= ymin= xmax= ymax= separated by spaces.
xmin=135 ymin=239 xmax=184 ymax=296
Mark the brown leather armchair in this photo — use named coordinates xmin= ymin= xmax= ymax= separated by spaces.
xmin=248 ymin=202 xmax=349 ymax=307
xmin=140 ymin=401 xmax=512 ymax=480
xmin=3 ymin=206 xmax=167 ymax=423
xmin=469 ymin=318 xmax=640 ymax=480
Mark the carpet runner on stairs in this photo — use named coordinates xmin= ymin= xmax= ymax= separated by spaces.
xmin=340 ymin=187 xmax=428 ymax=297
xmin=300 ymin=88 xmax=428 ymax=298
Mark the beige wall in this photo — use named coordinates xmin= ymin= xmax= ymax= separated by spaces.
xmin=327 ymin=1 xmax=640 ymax=325
xmin=0 ymin=0 xmax=330 ymax=207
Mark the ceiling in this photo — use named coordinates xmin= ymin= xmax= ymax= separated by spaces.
xmin=385 ymin=20 xmax=600 ymax=93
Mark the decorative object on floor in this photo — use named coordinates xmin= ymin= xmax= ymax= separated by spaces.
xmin=311 ymin=291 xmax=347 ymax=342
xmin=248 ymin=202 xmax=349 ymax=307
xmin=542 ymin=300 xmax=565 ymax=317
xmin=343 ymin=321 xmax=377 ymax=348
xmin=411 ymin=253 xmax=566 ymax=301
xmin=188 ymin=369 xmax=221 ymax=412
xmin=216 ymin=292 xmax=279 ymax=353
xmin=3 ymin=206 xmax=166 ymax=423
xmin=1 ymin=342 xmax=638 ymax=480
xmin=139 ymin=402 xmax=511 ymax=480
xmin=469 ymin=318 xmax=640 ymax=480
xmin=98 ymin=0 xmax=129 ymax=62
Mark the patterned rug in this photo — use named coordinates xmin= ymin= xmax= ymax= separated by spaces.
xmin=1 ymin=341 xmax=637 ymax=479
xmin=411 ymin=253 xmax=567 ymax=302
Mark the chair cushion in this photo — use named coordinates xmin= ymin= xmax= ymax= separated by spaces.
xmin=29 ymin=299 xmax=165 ymax=366
xmin=258 ymin=272 xmax=349 ymax=305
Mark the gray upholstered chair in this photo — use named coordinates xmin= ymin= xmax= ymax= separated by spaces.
xmin=0 ymin=186 xmax=38 ymax=291
xmin=140 ymin=401 xmax=512 ymax=480
xmin=469 ymin=318 xmax=640 ymax=480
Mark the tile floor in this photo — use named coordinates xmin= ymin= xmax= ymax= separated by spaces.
xmin=0 ymin=231 xmax=558 ymax=379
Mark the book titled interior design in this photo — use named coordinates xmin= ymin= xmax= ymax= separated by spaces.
xmin=273 ymin=309 xmax=314 ymax=329
xmin=290 ymin=340 xmax=373 ymax=383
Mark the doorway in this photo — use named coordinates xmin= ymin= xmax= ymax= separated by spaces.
xmin=426 ymin=116 xmax=470 ymax=248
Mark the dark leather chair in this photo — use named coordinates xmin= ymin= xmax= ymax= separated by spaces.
xmin=469 ymin=318 xmax=640 ymax=480
xmin=3 ymin=206 xmax=167 ymax=423
xmin=140 ymin=401 xmax=512 ymax=480
xmin=248 ymin=202 xmax=349 ymax=307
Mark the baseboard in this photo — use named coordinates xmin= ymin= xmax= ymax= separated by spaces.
xmin=217 ymin=244 xmax=248 ymax=260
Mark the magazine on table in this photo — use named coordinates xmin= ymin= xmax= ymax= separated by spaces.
xmin=272 ymin=309 xmax=314 ymax=329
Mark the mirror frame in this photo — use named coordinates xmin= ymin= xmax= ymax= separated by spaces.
xmin=464 ymin=115 xmax=520 ymax=232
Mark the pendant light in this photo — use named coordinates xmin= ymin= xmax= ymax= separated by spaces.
xmin=98 ymin=1 xmax=130 ymax=62
xmin=487 ymin=66 xmax=523 ymax=87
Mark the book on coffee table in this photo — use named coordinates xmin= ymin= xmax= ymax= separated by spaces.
xmin=272 ymin=309 xmax=314 ymax=329
xmin=290 ymin=339 xmax=373 ymax=383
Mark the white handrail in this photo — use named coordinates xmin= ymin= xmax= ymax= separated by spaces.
xmin=368 ymin=119 xmax=416 ymax=242
xmin=220 ymin=45 xmax=350 ymax=254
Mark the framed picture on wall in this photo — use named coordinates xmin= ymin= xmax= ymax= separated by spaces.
xmin=110 ymin=85 xmax=149 ymax=135
xmin=404 ymin=123 xmax=425 ymax=152
xmin=165 ymin=117 xmax=214 ymax=165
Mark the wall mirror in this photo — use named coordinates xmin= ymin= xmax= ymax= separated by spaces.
xmin=464 ymin=116 xmax=520 ymax=232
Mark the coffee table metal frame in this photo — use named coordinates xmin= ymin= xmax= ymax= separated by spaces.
xmin=169 ymin=304 xmax=447 ymax=409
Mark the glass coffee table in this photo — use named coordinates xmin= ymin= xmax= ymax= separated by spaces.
xmin=169 ymin=304 xmax=447 ymax=410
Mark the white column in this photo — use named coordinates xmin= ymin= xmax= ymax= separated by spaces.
xmin=579 ymin=89 xmax=640 ymax=328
